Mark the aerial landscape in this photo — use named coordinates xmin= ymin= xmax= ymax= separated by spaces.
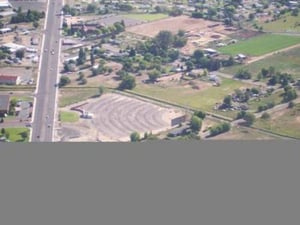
xmin=0 ymin=0 xmax=300 ymax=142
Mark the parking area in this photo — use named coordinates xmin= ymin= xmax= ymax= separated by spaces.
xmin=57 ymin=93 xmax=185 ymax=142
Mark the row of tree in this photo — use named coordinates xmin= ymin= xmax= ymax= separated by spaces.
xmin=10 ymin=8 xmax=44 ymax=24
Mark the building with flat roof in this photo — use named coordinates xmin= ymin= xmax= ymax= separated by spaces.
xmin=0 ymin=0 xmax=12 ymax=8
xmin=0 ymin=75 xmax=21 ymax=85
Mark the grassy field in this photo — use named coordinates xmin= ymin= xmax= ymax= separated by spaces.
xmin=208 ymin=126 xmax=279 ymax=140
xmin=123 ymin=13 xmax=168 ymax=21
xmin=259 ymin=13 xmax=300 ymax=32
xmin=59 ymin=111 xmax=80 ymax=122
xmin=131 ymin=78 xmax=253 ymax=118
xmin=1 ymin=128 xmax=30 ymax=142
xmin=247 ymin=90 xmax=284 ymax=113
xmin=59 ymin=88 xmax=100 ymax=107
xmin=222 ymin=46 xmax=300 ymax=79
xmin=218 ymin=34 xmax=300 ymax=56
xmin=254 ymin=103 xmax=300 ymax=139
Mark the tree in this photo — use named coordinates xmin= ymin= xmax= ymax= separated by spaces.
xmin=288 ymin=101 xmax=295 ymax=108
xmin=98 ymin=86 xmax=104 ymax=96
xmin=148 ymin=70 xmax=160 ymax=83
xmin=261 ymin=112 xmax=270 ymax=120
xmin=77 ymin=47 xmax=86 ymax=65
xmin=21 ymin=131 xmax=28 ymax=140
xmin=15 ymin=49 xmax=25 ymax=60
xmin=194 ymin=110 xmax=206 ymax=119
xmin=185 ymin=60 xmax=194 ymax=72
xmin=33 ymin=21 xmax=39 ymax=29
xmin=243 ymin=112 xmax=255 ymax=126
xmin=190 ymin=116 xmax=202 ymax=132
xmin=154 ymin=30 xmax=174 ymax=50
xmin=1 ymin=128 xmax=5 ymax=136
xmin=130 ymin=132 xmax=140 ymax=142
xmin=90 ymin=51 xmax=95 ymax=66
xmin=59 ymin=76 xmax=71 ymax=87
xmin=223 ymin=95 xmax=232 ymax=107
xmin=118 ymin=75 xmax=136 ymax=90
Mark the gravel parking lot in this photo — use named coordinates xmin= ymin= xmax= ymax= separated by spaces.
xmin=57 ymin=93 xmax=185 ymax=142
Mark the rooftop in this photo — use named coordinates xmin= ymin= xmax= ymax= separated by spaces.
xmin=0 ymin=94 xmax=10 ymax=111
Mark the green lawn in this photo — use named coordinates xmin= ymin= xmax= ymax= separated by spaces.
xmin=131 ymin=78 xmax=253 ymax=118
xmin=254 ymin=103 xmax=300 ymax=139
xmin=0 ymin=128 xmax=30 ymax=142
xmin=123 ymin=13 xmax=168 ymax=21
xmin=59 ymin=111 xmax=80 ymax=122
xmin=222 ymin=46 xmax=300 ymax=79
xmin=59 ymin=88 xmax=100 ymax=107
xmin=218 ymin=34 xmax=300 ymax=56
xmin=260 ymin=13 xmax=300 ymax=32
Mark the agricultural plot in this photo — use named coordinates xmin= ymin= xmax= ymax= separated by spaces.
xmin=259 ymin=13 xmax=300 ymax=33
xmin=254 ymin=103 xmax=300 ymax=139
xmin=218 ymin=34 xmax=300 ymax=56
xmin=222 ymin=46 xmax=300 ymax=79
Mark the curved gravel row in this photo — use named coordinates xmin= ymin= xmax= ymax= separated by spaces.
xmin=82 ymin=94 xmax=178 ymax=141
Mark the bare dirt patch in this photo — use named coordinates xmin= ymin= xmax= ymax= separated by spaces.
xmin=126 ymin=15 xmax=236 ymax=55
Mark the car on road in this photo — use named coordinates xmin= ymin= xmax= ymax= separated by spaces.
xmin=47 ymin=124 xmax=51 ymax=128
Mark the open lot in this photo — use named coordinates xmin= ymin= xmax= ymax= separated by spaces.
xmin=131 ymin=77 xmax=253 ymax=118
xmin=253 ymin=103 xmax=300 ymax=139
xmin=218 ymin=34 xmax=300 ymax=56
xmin=122 ymin=13 xmax=169 ymax=22
xmin=57 ymin=93 xmax=185 ymax=142
xmin=126 ymin=15 xmax=236 ymax=55
xmin=0 ymin=66 xmax=37 ymax=85
xmin=222 ymin=46 xmax=300 ymax=79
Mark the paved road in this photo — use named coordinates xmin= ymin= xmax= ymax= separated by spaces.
xmin=31 ymin=0 xmax=63 ymax=142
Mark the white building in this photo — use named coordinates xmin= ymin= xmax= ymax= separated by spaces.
xmin=0 ymin=0 xmax=12 ymax=9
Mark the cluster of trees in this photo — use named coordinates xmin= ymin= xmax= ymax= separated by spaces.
xmin=236 ymin=111 xmax=256 ymax=126
xmin=257 ymin=101 xmax=275 ymax=112
xmin=233 ymin=88 xmax=260 ymax=103
xmin=59 ymin=76 xmax=71 ymax=87
xmin=235 ymin=69 xmax=252 ymax=80
xmin=268 ymin=72 xmax=294 ymax=87
xmin=185 ymin=49 xmax=221 ymax=71
xmin=62 ymin=4 xmax=77 ymax=16
xmin=169 ymin=7 xmax=183 ymax=17
xmin=135 ymin=30 xmax=187 ymax=59
xmin=209 ymin=122 xmax=231 ymax=137
xmin=282 ymin=85 xmax=298 ymax=103
xmin=11 ymin=8 xmax=44 ymax=24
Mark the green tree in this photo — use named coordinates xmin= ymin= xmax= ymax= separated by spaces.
xmin=223 ymin=95 xmax=232 ymax=107
xmin=98 ymin=86 xmax=104 ymax=96
xmin=130 ymin=132 xmax=140 ymax=142
xmin=33 ymin=21 xmax=39 ymax=29
xmin=59 ymin=76 xmax=71 ymax=87
xmin=15 ymin=49 xmax=25 ymax=60
xmin=154 ymin=30 xmax=174 ymax=50
xmin=1 ymin=128 xmax=5 ymax=136
xmin=118 ymin=75 xmax=136 ymax=90
xmin=261 ymin=112 xmax=270 ymax=120
xmin=5 ymin=132 xmax=10 ymax=140
xmin=77 ymin=47 xmax=86 ymax=65
xmin=148 ymin=70 xmax=160 ymax=83
xmin=21 ymin=131 xmax=28 ymax=140
xmin=194 ymin=110 xmax=206 ymax=119
xmin=243 ymin=112 xmax=255 ymax=126
xmin=190 ymin=116 xmax=202 ymax=132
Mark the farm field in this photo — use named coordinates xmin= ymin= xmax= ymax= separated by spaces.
xmin=222 ymin=46 xmax=300 ymax=79
xmin=253 ymin=103 xmax=300 ymax=139
xmin=218 ymin=34 xmax=300 ymax=56
xmin=259 ymin=13 xmax=300 ymax=32
xmin=131 ymin=78 xmax=253 ymax=117
xmin=123 ymin=13 xmax=169 ymax=22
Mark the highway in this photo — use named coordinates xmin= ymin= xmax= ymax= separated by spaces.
xmin=31 ymin=0 xmax=63 ymax=142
